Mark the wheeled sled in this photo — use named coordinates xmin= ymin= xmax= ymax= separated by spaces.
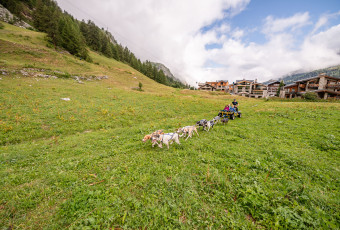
xmin=218 ymin=110 xmax=242 ymax=120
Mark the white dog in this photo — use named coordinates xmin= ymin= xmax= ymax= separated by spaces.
xmin=152 ymin=133 xmax=180 ymax=149
xmin=213 ymin=116 xmax=221 ymax=124
xmin=206 ymin=120 xmax=215 ymax=132
xmin=177 ymin=125 xmax=199 ymax=140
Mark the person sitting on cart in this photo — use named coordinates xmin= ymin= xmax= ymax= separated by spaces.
xmin=232 ymin=99 xmax=239 ymax=111
xmin=223 ymin=104 xmax=230 ymax=111
xmin=229 ymin=105 xmax=236 ymax=112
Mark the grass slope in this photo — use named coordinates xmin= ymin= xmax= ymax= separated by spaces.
xmin=1 ymin=22 xmax=340 ymax=229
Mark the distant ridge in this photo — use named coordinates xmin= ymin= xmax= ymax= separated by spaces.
xmin=264 ymin=65 xmax=340 ymax=85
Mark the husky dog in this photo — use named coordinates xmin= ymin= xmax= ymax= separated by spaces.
xmin=206 ymin=120 xmax=215 ymax=131
xmin=177 ymin=125 xmax=199 ymax=140
xmin=213 ymin=116 xmax=221 ymax=124
xmin=152 ymin=133 xmax=180 ymax=149
xmin=221 ymin=118 xmax=229 ymax=125
xmin=196 ymin=119 xmax=208 ymax=131
xmin=142 ymin=130 xmax=164 ymax=147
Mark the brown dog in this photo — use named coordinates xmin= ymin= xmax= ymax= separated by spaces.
xmin=142 ymin=134 xmax=152 ymax=142
xmin=142 ymin=130 xmax=164 ymax=147
xmin=177 ymin=126 xmax=199 ymax=140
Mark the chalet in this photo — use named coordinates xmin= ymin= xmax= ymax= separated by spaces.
xmin=283 ymin=83 xmax=298 ymax=98
xmin=267 ymin=81 xmax=283 ymax=97
xmin=198 ymin=83 xmax=217 ymax=91
xmin=198 ymin=80 xmax=229 ymax=92
xmin=250 ymin=82 xmax=268 ymax=98
xmin=232 ymin=79 xmax=254 ymax=97
xmin=282 ymin=74 xmax=340 ymax=99
xmin=231 ymin=79 xmax=268 ymax=98
xmin=205 ymin=80 xmax=229 ymax=92
xmin=228 ymin=84 xmax=233 ymax=92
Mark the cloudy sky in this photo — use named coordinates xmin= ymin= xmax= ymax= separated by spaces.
xmin=55 ymin=0 xmax=340 ymax=85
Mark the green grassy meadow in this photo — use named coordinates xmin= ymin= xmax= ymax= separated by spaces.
xmin=1 ymin=22 xmax=340 ymax=229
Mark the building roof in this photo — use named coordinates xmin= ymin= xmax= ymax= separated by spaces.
xmin=295 ymin=74 xmax=340 ymax=83
xmin=205 ymin=80 xmax=229 ymax=86
xmin=235 ymin=79 xmax=254 ymax=83
xmin=199 ymin=83 xmax=216 ymax=89
xmin=284 ymin=83 xmax=297 ymax=88
xmin=234 ymin=80 xmax=254 ymax=85
xmin=267 ymin=81 xmax=281 ymax=86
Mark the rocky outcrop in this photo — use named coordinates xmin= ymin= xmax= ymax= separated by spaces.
xmin=1 ymin=67 xmax=109 ymax=84
xmin=0 ymin=4 xmax=32 ymax=29
xmin=151 ymin=62 xmax=183 ymax=82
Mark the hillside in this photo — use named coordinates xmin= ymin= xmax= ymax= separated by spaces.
xmin=0 ymin=22 xmax=174 ymax=93
xmin=265 ymin=65 xmax=340 ymax=85
xmin=1 ymin=23 xmax=340 ymax=229
xmin=0 ymin=0 xmax=186 ymax=89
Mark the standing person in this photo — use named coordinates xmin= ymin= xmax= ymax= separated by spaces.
xmin=232 ymin=99 xmax=239 ymax=111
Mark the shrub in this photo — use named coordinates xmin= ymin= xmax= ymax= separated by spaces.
xmin=303 ymin=92 xmax=318 ymax=101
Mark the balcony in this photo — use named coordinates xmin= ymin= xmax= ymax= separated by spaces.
xmin=326 ymin=84 xmax=340 ymax=89
xmin=308 ymin=83 xmax=319 ymax=88
xmin=253 ymin=90 xmax=264 ymax=95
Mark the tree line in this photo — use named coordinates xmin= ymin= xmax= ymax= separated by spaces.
xmin=0 ymin=0 xmax=187 ymax=88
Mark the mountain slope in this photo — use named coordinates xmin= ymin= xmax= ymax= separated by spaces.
xmin=0 ymin=0 xmax=186 ymax=88
xmin=0 ymin=22 xmax=174 ymax=93
xmin=151 ymin=62 xmax=181 ymax=82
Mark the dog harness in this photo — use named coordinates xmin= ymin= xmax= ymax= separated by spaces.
xmin=160 ymin=133 xmax=175 ymax=142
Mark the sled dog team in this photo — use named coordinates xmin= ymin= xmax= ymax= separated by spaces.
xmin=142 ymin=116 xmax=228 ymax=149
xmin=143 ymin=100 xmax=239 ymax=149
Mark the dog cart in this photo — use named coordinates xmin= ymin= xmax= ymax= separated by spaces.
xmin=218 ymin=110 xmax=242 ymax=120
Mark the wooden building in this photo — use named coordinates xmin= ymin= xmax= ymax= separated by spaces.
xmin=267 ymin=81 xmax=282 ymax=97
xmin=232 ymin=79 xmax=253 ymax=97
xmin=283 ymin=83 xmax=298 ymax=98
xmin=198 ymin=80 xmax=229 ymax=92
xmin=206 ymin=80 xmax=229 ymax=92
xmin=250 ymin=83 xmax=268 ymax=98
xmin=232 ymin=79 xmax=268 ymax=98
xmin=282 ymin=74 xmax=340 ymax=99
xmin=198 ymin=83 xmax=217 ymax=91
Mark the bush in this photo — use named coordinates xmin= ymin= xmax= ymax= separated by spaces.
xmin=303 ymin=92 xmax=318 ymax=101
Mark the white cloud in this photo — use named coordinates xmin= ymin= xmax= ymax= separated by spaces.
xmin=263 ymin=12 xmax=311 ymax=35
xmin=231 ymin=28 xmax=244 ymax=39
xmin=312 ymin=11 xmax=340 ymax=34
xmin=55 ymin=0 xmax=340 ymax=85
xmin=312 ymin=16 xmax=329 ymax=34
xmin=215 ymin=23 xmax=231 ymax=34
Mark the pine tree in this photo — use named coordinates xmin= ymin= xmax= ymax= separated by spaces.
xmin=58 ymin=14 xmax=89 ymax=60
xmin=33 ymin=0 xmax=60 ymax=47
xmin=276 ymin=80 xmax=285 ymax=97
xmin=110 ymin=43 xmax=119 ymax=60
